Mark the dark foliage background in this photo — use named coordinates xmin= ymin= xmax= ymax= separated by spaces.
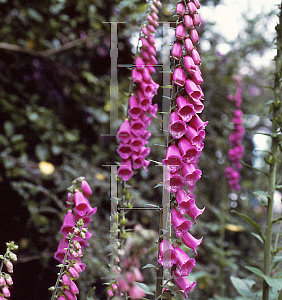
xmin=0 ymin=0 xmax=278 ymax=299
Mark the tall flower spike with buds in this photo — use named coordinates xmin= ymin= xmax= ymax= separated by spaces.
xmin=116 ymin=0 xmax=162 ymax=181
xmin=160 ymin=0 xmax=206 ymax=297
xmin=0 ymin=241 xmax=18 ymax=299
xmin=225 ymin=76 xmax=244 ymax=191
xmin=51 ymin=178 xmax=96 ymax=300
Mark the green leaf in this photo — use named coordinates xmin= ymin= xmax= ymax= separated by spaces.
xmin=251 ymin=232 xmax=264 ymax=243
xmin=253 ymin=191 xmax=269 ymax=206
xmin=265 ymin=100 xmax=274 ymax=105
xmin=231 ymin=210 xmax=265 ymax=242
xmin=230 ymin=276 xmax=256 ymax=300
xmin=142 ymin=264 xmax=159 ymax=270
xmin=135 ymin=282 xmax=154 ymax=295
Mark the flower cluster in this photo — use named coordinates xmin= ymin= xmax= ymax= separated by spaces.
xmin=161 ymin=0 xmax=205 ymax=297
xmin=116 ymin=0 xmax=162 ymax=181
xmin=0 ymin=241 xmax=17 ymax=300
xmin=225 ymin=76 xmax=244 ymax=190
xmin=53 ymin=179 xmax=97 ymax=300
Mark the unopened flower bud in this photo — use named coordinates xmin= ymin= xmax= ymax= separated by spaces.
xmin=2 ymin=286 xmax=10 ymax=298
xmin=73 ymin=263 xmax=82 ymax=273
xmin=108 ymin=289 xmax=114 ymax=297
xmin=5 ymin=275 xmax=13 ymax=286
xmin=73 ymin=228 xmax=80 ymax=236
xmin=80 ymin=232 xmax=86 ymax=239
xmin=62 ymin=274 xmax=71 ymax=286
xmin=112 ymin=283 xmax=117 ymax=290
xmin=0 ymin=276 xmax=6 ymax=286
xmin=68 ymin=266 xmax=79 ymax=278
xmin=9 ymin=252 xmax=17 ymax=261
xmin=4 ymin=260 xmax=13 ymax=273
xmin=81 ymin=180 xmax=92 ymax=197
xmin=74 ymin=241 xmax=81 ymax=250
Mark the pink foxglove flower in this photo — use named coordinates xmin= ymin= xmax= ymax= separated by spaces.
xmin=173 ymin=269 xmax=196 ymax=298
xmin=162 ymin=144 xmax=183 ymax=172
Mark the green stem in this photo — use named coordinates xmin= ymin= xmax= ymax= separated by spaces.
xmin=262 ymin=5 xmax=282 ymax=300
xmin=51 ymin=230 xmax=77 ymax=300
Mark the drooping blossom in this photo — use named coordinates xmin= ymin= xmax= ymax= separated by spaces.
xmin=116 ymin=1 xmax=161 ymax=181
xmin=161 ymin=0 xmax=206 ymax=297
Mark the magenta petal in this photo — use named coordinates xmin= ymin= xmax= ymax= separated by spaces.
xmin=174 ymin=245 xmax=196 ymax=276
xmin=176 ymin=2 xmax=186 ymax=16
xmin=184 ymin=37 xmax=194 ymax=53
xmin=171 ymin=42 xmax=183 ymax=60
xmin=187 ymin=1 xmax=198 ymax=14
xmin=130 ymin=118 xmax=146 ymax=136
xmin=117 ymin=159 xmax=134 ymax=181
xmin=128 ymin=94 xmax=142 ymax=120
xmin=131 ymin=153 xmax=144 ymax=169
xmin=189 ymin=29 xmax=199 ymax=44
xmin=193 ymin=13 xmax=201 ymax=26
xmin=181 ymin=164 xmax=202 ymax=188
xmin=175 ymin=23 xmax=186 ymax=40
xmin=60 ymin=210 xmax=75 ymax=236
xmin=177 ymin=95 xmax=195 ymax=122
xmin=171 ymin=207 xmax=191 ymax=238
xmin=183 ymin=55 xmax=196 ymax=73
xmin=184 ymin=14 xmax=194 ymax=29
xmin=142 ymin=67 xmax=152 ymax=83
xmin=159 ymin=240 xmax=178 ymax=268
xmin=135 ymin=56 xmax=145 ymax=71
xmin=116 ymin=119 xmax=131 ymax=143
xmin=141 ymin=26 xmax=149 ymax=36
xmin=74 ymin=190 xmax=92 ymax=216
xmin=117 ymin=142 xmax=133 ymax=159
xmin=185 ymin=198 xmax=205 ymax=224
xmin=190 ymin=71 xmax=203 ymax=85
xmin=81 ymin=180 xmax=92 ymax=197
xmin=162 ymin=144 xmax=183 ymax=172
xmin=187 ymin=96 xmax=204 ymax=113
xmin=173 ymin=269 xmax=196 ymax=297
xmin=191 ymin=48 xmax=201 ymax=65
xmin=178 ymin=137 xmax=200 ymax=164
xmin=163 ymin=170 xmax=184 ymax=193
xmin=189 ymin=114 xmax=208 ymax=132
xmin=168 ymin=112 xmax=187 ymax=139
xmin=181 ymin=232 xmax=203 ymax=255
xmin=185 ymin=79 xmax=202 ymax=100
xmin=132 ymin=68 xmax=143 ymax=83
xmin=173 ymin=67 xmax=186 ymax=86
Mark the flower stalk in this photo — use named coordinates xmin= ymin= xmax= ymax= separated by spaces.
xmin=262 ymin=5 xmax=282 ymax=300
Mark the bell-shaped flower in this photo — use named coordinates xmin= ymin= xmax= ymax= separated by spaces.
xmin=149 ymin=54 xmax=158 ymax=65
xmin=182 ymin=198 xmax=204 ymax=224
xmin=173 ymin=67 xmax=186 ymax=86
xmin=141 ymin=130 xmax=151 ymax=140
xmin=193 ymin=13 xmax=201 ymax=26
xmin=135 ymin=56 xmax=145 ymax=71
xmin=158 ymin=240 xmax=177 ymax=268
xmin=187 ymin=1 xmax=198 ymax=14
xmin=58 ymin=296 xmax=67 ymax=300
xmin=74 ymin=190 xmax=93 ymax=217
xmin=174 ymin=245 xmax=196 ymax=276
xmin=185 ymin=79 xmax=202 ymax=100
xmin=2 ymin=286 xmax=10 ymax=298
xmin=117 ymin=159 xmax=134 ymax=181
xmin=147 ymin=43 xmax=156 ymax=56
xmin=162 ymin=144 xmax=183 ymax=172
xmin=173 ymin=269 xmax=196 ymax=298
xmin=142 ymin=67 xmax=152 ymax=83
xmin=131 ymin=153 xmax=145 ymax=170
xmin=81 ymin=180 xmax=92 ymax=197
xmin=146 ymin=62 xmax=156 ymax=74
xmin=181 ymin=231 xmax=203 ymax=255
xmin=191 ymin=48 xmax=201 ymax=65
xmin=184 ymin=37 xmax=194 ymax=53
xmin=70 ymin=280 xmax=79 ymax=295
xmin=189 ymin=114 xmax=208 ymax=132
xmin=141 ymin=112 xmax=152 ymax=127
xmin=175 ymin=189 xmax=192 ymax=214
xmin=189 ymin=28 xmax=199 ymax=44
xmin=163 ymin=170 xmax=184 ymax=193
xmin=147 ymin=103 xmax=158 ymax=118
xmin=141 ymin=48 xmax=150 ymax=61
xmin=171 ymin=207 xmax=191 ymax=238
xmin=54 ymin=237 xmax=69 ymax=263
xmin=60 ymin=210 xmax=76 ymax=236
xmin=168 ymin=112 xmax=187 ymax=139
xmin=171 ymin=42 xmax=183 ymax=60
xmin=130 ymin=118 xmax=146 ymax=136
xmin=136 ymin=89 xmax=151 ymax=111
xmin=192 ymin=0 xmax=201 ymax=9
xmin=140 ymin=36 xmax=149 ymax=49
xmin=184 ymin=14 xmax=194 ymax=30
xmin=182 ymin=163 xmax=202 ymax=188
xmin=190 ymin=70 xmax=203 ymax=85
xmin=132 ymin=68 xmax=143 ymax=83
xmin=185 ymin=127 xmax=205 ymax=150
xmin=183 ymin=55 xmax=196 ymax=73
xmin=151 ymin=11 xmax=159 ymax=20
xmin=176 ymin=2 xmax=186 ymax=16
xmin=142 ymin=26 xmax=149 ymax=36
xmin=176 ymin=95 xmax=195 ymax=122
xmin=178 ymin=137 xmax=200 ymax=164
xmin=139 ymin=146 xmax=151 ymax=158
xmin=128 ymin=94 xmax=142 ymax=120
xmin=62 ymin=274 xmax=71 ymax=286
xmin=175 ymin=23 xmax=186 ymax=40
xmin=148 ymin=34 xmax=155 ymax=45
xmin=187 ymin=96 xmax=204 ymax=113
xmin=117 ymin=143 xmax=132 ymax=160
xmin=116 ymin=119 xmax=131 ymax=144
xmin=64 ymin=289 xmax=77 ymax=300
xmin=148 ymin=24 xmax=156 ymax=33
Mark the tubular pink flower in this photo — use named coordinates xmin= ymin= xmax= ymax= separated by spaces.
xmin=181 ymin=164 xmax=202 ymax=188
xmin=162 ymin=144 xmax=183 ymax=172
xmin=141 ymin=26 xmax=149 ymax=36
xmin=189 ymin=29 xmax=199 ymax=44
xmin=128 ymin=94 xmax=142 ymax=120
xmin=173 ymin=269 xmax=196 ymax=298
xmin=140 ymin=36 xmax=149 ymax=49
xmin=184 ymin=37 xmax=194 ymax=53
xmin=191 ymin=48 xmax=201 ymax=65
xmin=70 ymin=280 xmax=79 ymax=295
xmin=141 ymin=48 xmax=150 ymax=61
xmin=176 ymin=95 xmax=195 ymax=122
xmin=174 ymin=245 xmax=196 ymax=276
xmin=192 ymin=0 xmax=201 ymax=9
xmin=147 ymin=24 xmax=156 ymax=33
xmin=58 ymin=296 xmax=67 ymax=300
xmin=2 ymin=286 xmax=10 ymax=298
xmin=116 ymin=119 xmax=131 ymax=144
xmin=183 ymin=55 xmax=196 ymax=72
xmin=187 ymin=1 xmax=198 ymax=14
xmin=62 ymin=274 xmax=71 ymax=286
xmin=54 ymin=237 xmax=69 ymax=263
xmin=173 ymin=67 xmax=186 ymax=86
xmin=135 ymin=56 xmax=145 ymax=71
xmin=74 ymin=190 xmax=93 ymax=216
xmin=147 ymin=34 xmax=155 ymax=45
xmin=178 ymin=137 xmax=201 ymax=164
xmin=108 ymin=289 xmax=114 ymax=297
xmin=184 ymin=14 xmax=194 ymax=30
xmin=193 ymin=13 xmax=201 ymax=26
xmin=171 ymin=42 xmax=183 ymax=60
xmin=117 ymin=143 xmax=132 ymax=159
xmin=147 ymin=103 xmax=158 ymax=118
xmin=142 ymin=66 xmax=152 ymax=83
xmin=181 ymin=232 xmax=203 ymax=255
xmin=117 ymin=159 xmax=134 ymax=181
xmin=171 ymin=207 xmax=191 ymax=238
xmin=131 ymin=153 xmax=145 ymax=169
xmin=158 ymin=240 xmax=177 ymax=268
xmin=175 ymin=23 xmax=186 ymax=40
xmin=130 ymin=118 xmax=146 ymax=136
xmin=189 ymin=114 xmax=208 ymax=132
xmin=185 ymin=127 xmax=205 ymax=150
xmin=168 ymin=112 xmax=187 ymax=139
xmin=185 ymin=79 xmax=202 ymax=100
xmin=68 ymin=266 xmax=79 ymax=278
xmin=136 ymin=89 xmax=151 ymax=111
xmin=132 ymin=68 xmax=143 ymax=83
xmin=64 ymin=289 xmax=77 ymax=300
xmin=151 ymin=12 xmax=159 ymax=20
xmin=81 ymin=180 xmax=92 ymax=197
xmin=176 ymin=2 xmax=186 ymax=16
xmin=60 ymin=210 xmax=76 ymax=236
xmin=190 ymin=71 xmax=203 ymax=85
xmin=0 ymin=276 xmax=6 ymax=286
xmin=163 ymin=170 xmax=185 ymax=193
xmin=187 ymin=96 xmax=204 ymax=113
